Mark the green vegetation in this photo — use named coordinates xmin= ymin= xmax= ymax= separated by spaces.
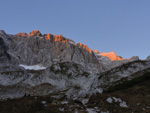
xmin=104 ymin=72 xmax=150 ymax=93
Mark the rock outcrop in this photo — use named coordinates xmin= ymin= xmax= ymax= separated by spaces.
xmin=0 ymin=30 xmax=149 ymax=100
xmin=77 ymin=43 xmax=92 ymax=53
xmin=16 ymin=33 xmax=27 ymax=37
xmin=93 ymin=50 xmax=124 ymax=61
xmin=0 ymin=30 xmax=12 ymax=64
xmin=0 ymin=30 xmax=103 ymax=73
xmin=100 ymin=51 xmax=123 ymax=61
xmin=45 ymin=33 xmax=52 ymax=40
xmin=28 ymin=30 xmax=42 ymax=37
xmin=146 ymin=56 xmax=150 ymax=61
xmin=93 ymin=50 xmax=139 ymax=71
xmin=0 ymin=37 xmax=10 ymax=63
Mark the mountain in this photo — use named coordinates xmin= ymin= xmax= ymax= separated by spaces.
xmin=0 ymin=30 xmax=102 ymax=73
xmin=93 ymin=50 xmax=139 ymax=71
xmin=93 ymin=50 xmax=124 ymax=61
xmin=0 ymin=30 xmax=150 ymax=113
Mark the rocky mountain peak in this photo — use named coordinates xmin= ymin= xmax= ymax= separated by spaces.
xmin=100 ymin=51 xmax=122 ymax=61
xmin=0 ymin=30 xmax=6 ymax=35
xmin=16 ymin=33 xmax=27 ymax=37
xmin=1 ymin=29 xmax=150 ymax=113
xmin=0 ymin=30 xmax=102 ymax=73
xmin=94 ymin=51 xmax=124 ymax=61
xmin=53 ymin=35 xmax=68 ymax=43
xmin=77 ymin=43 xmax=92 ymax=53
xmin=45 ymin=33 xmax=52 ymax=40
xmin=93 ymin=50 xmax=99 ymax=54
xmin=44 ymin=34 xmax=68 ymax=43
xmin=28 ymin=30 xmax=42 ymax=37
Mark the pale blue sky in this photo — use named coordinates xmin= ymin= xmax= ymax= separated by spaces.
xmin=0 ymin=0 xmax=150 ymax=59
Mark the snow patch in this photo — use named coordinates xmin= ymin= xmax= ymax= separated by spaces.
xmin=19 ymin=64 xmax=46 ymax=70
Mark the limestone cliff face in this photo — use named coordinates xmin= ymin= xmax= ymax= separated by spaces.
xmin=0 ymin=30 xmax=12 ymax=63
xmin=0 ymin=30 xmax=103 ymax=73
xmin=0 ymin=30 xmax=150 ymax=100
xmin=0 ymin=37 xmax=10 ymax=63
xmin=77 ymin=43 xmax=92 ymax=53
xmin=0 ymin=30 xmax=143 ymax=73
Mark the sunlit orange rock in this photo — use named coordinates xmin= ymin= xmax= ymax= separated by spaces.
xmin=100 ymin=51 xmax=124 ymax=61
xmin=16 ymin=33 xmax=27 ymax=37
xmin=28 ymin=30 xmax=42 ymax=37
xmin=77 ymin=43 xmax=92 ymax=53
xmin=54 ymin=35 xmax=62 ymax=42
xmin=93 ymin=50 xmax=99 ymax=54
xmin=53 ymin=35 xmax=67 ymax=43
xmin=45 ymin=33 xmax=52 ymax=40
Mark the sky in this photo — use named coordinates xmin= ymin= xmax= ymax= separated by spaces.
xmin=0 ymin=0 xmax=150 ymax=59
